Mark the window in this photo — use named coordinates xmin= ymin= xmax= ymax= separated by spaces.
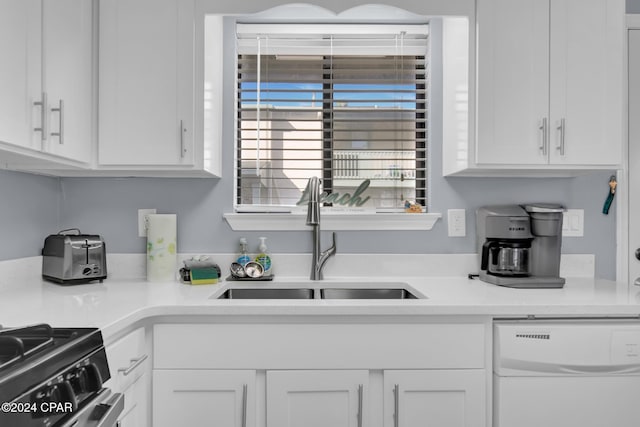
xmin=235 ymin=23 xmax=429 ymax=213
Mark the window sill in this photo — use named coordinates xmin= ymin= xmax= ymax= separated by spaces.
xmin=223 ymin=212 xmax=442 ymax=231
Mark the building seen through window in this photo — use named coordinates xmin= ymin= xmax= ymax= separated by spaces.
xmin=236 ymin=24 xmax=428 ymax=212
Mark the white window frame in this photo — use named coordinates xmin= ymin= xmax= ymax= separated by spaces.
xmin=222 ymin=4 xmax=458 ymax=231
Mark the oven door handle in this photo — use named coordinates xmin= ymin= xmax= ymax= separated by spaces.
xmin=95 ymin=391 xmax=124 ymax=427
xmin=59 ymin=390 xmax=124 ymax=427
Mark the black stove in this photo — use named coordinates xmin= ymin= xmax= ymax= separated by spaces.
xmin=0 ymin=324 xmax=123 ymax=427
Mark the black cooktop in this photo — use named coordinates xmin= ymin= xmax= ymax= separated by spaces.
xmin=0 ymin=324 xmax=105 ymax=404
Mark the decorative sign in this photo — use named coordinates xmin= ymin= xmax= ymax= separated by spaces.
xmin=296 ymin=179 xmax=371 ymax=207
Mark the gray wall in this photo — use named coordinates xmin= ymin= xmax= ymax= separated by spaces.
xmin=629 ymin=0 xmax=640 ymax=14
xmin=0 ymin=169 xmax=61 ymax=259
xmin=1 ymin=0 xmax=628 ymax=279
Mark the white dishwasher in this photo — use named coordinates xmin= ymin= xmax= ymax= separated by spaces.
xmin=494 ymin=320 xmax=640 ymax=427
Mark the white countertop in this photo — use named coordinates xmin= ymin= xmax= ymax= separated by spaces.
xmin=2 ymin=257 xmax=640 ymax=342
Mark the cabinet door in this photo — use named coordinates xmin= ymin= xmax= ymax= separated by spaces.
xmin=549 ymin=0 xmax=624 ymax=165
xmin=99 ymin=0 xmax=194 ymax=166
xmin=153 ymin=370 xmax=255 ymax=427
xmin=476 ymin=0 xmax=549 ymax=165
xmin=42 ymin=0 xmax=93 ymax=163
xmin=0 ymin=0 xmax=42 ymax=150
xmin=267 ymin=370 xmax=368 ymax=427
xmin=118 ymin=370 xmax=149 ymax=427
xmin=383 ymin=370 xmax=485 ymax=427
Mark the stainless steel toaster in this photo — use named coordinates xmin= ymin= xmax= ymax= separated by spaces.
xmin=42 ymin=229 xmax=107 ymax=284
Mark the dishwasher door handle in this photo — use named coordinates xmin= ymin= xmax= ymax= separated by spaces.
xmin=501 ymin=358 xmax=640 ymax=375
xmin=556 ymin=363 xmax=640 ymax=375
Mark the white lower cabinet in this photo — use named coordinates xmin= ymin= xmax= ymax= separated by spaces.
xmin=153 ymin=370 xmax=256 ymax=427
xmin=267 ymin=370 xmax=368 ymax=427
xmin=152 ymin=321 xmax=488 ymax=427
xmin=117 ymin=370 xmax=150 ymax=427
xmin=383 ymin=370 xmax=485 ymax=427
xmin=105 ymin=327 xmax=150 ymax=427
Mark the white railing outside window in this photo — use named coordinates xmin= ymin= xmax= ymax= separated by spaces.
xmin=235 ymin=21 xmax=429 ymax=213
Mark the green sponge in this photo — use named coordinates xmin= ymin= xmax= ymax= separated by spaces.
xmin=189 ymin=267 xmax=219 ymax=285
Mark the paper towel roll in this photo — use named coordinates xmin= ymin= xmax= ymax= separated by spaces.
xmin=146 ymin=214 xmax=177 ymax=281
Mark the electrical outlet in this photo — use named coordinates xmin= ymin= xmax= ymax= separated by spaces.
xmin=138 ymin=209 xmax=156 ymax=237
xmin=447 ymin=209 xmax=466 ymax=237
xmin=562 ymin=209 xmax=584 ymax=237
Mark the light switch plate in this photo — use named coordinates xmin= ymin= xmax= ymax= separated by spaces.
xmin=447 ymin=209 xmax=466 ymax=237
xmin=562 ymin=209 xmax=584 ymax=237
xmin=138 ymin=209 xmax=156 ymax=237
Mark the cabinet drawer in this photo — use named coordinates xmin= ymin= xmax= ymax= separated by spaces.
xmin=106 ymin=327 xmax=148 ymax=391
xmin=154 ymin=322 xmax=486 ymax=369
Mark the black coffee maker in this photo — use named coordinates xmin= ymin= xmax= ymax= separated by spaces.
xmin=476 ymin=204 xmax=565 ymax=288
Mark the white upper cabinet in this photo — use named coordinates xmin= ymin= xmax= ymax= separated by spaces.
xmin=99 ymin=0 xmax=193 ymax=167
xmin=467 ymin=0 xmax=624 ymax=174
xmin=548 ymin=0 xmax=624 ymax=165
xmin=0 ymin=0 xmax=93 ymax=165
xmin=476 ymin=0 xmax=550 ymax=165
xmin=0 ymin=0 xmax=41 ymax=152
xmin=98 ymin=0 xmax=218 ymax=176
xmin=42 ymin=0 xmax=93 ymax=163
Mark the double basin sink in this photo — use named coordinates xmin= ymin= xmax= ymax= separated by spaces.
xmin=214 ymin=282 xmax=423 ymax=300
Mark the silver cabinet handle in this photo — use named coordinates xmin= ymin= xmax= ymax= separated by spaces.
xmin=556 ymin=118 xmax=565 ymax=156
xmin=117 ymin=354 xmax=148 ymax=376
xmin=241 ymin=383 xmax=248 ymax=427
xmin=51 ymin=100 xmax=64 ymax=144
xmin=357 ymin=384 xmax=363 ymax=427
xmin=538 ymin=117 xmax=548 ymax=155
xmin=393 ymin=384 xmax=399 ymax=427
xmin=180 ymin=120 xmax=187 ymax=158
xmin=33 ymin=92 xmax=47 ymax=140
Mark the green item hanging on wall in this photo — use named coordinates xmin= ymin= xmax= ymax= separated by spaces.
xmin=602 ymin=175 xmax=617 ymax=215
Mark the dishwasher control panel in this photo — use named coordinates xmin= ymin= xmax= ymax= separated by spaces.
xmin=611 ymin=330 xmax=640 ymax=364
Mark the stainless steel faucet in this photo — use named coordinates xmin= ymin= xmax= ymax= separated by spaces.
xmin=305 ymin=177 xmax=336 ymax=280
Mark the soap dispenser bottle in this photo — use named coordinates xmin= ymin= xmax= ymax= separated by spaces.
xmin=255 ymin=237 xmax=272 ymax=276
xmin=236 ymin=238 xmax=251 ymax=266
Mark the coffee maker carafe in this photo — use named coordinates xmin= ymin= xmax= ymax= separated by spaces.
xmin=482 ymin=240 xmax=531 ymax=277
xmin=476 ymin=204 xmax=565 ymax=288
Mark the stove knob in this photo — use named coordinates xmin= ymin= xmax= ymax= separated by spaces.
xmin=69 ymin=364 xmax=103 ymax=394
xmin=45 ymin=381 xmax=78 ymax=413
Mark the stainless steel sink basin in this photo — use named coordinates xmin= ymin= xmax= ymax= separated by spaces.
xmin=214 ymin=282 xmax=424 ymax=300
xmin=217 ymin=288 xmax=314 ymax=299
xmin=320 ymin=288 xmax=418 ymax=299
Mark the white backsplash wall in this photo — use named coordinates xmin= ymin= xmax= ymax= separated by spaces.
xmin=0 ymin=169 xmax=61 ymax=260
xmin=101 ymin=253 xmax=595 ymax=280
xmin=56 ymin=172 xmax=617 ymax=279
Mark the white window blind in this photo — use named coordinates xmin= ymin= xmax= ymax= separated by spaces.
xmin=236 ymin=23 xmax=428 ymax=212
